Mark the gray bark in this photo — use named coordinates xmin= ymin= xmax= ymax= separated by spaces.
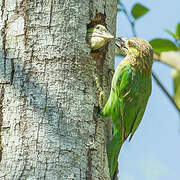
xmin=0 ymin=0 xmax=116 ymax=179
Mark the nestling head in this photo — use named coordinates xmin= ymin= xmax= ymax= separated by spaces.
xmin=87 ymin=24 xmax=114 ymax=50
xmin=88 ymin=24 xmax=114 ymax=39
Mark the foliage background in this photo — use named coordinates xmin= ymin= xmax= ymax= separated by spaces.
xmin=116 ymin=0 xmax=180 ymax=179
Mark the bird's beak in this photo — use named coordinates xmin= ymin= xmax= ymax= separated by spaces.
xmin=102 ymin=31 xmax=114 ymax=39
xmin=95 ymin=31 xmax=114 ymax=39
xmin=115 ymin=37 xmax=128 ymax=49
xmin=115 ymin=37 xmax=128 ymax=56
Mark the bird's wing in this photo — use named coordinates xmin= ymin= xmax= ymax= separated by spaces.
xmin=103 ymin=60 xmax=130 ymax=118
xmin=128 ymin=75 xmax=152 ymax=141
xmin=113 ymin=61 xmax=151 ymax=140
xmin=129 ymin=105 xmax=147 ymax=141
xmin=112 ymin=61 xmax=135 ymax=139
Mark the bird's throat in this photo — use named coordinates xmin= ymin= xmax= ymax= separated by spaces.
xmin=127 ymin=54 xmax=152 ymax=75
xmin=128 ymin=47 xmax=139 ymax=57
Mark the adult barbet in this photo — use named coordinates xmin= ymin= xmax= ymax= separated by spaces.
xmin=103 ymin=37 xmax=153 ymax=179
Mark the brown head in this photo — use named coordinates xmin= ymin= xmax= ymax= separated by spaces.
xmin=116 ymin=37 xmax=153 ymax=74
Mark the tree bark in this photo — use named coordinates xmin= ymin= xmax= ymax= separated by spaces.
xmin=0 ymin=0 xmax=116 ymax=179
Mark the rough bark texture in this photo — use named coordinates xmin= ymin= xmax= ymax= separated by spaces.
xmin=0 ymin=0 xmax=116 ymax=179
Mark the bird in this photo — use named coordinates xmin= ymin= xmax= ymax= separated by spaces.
xmin=87 ymin=24 xmax=114 ymax=50
xmin=103 ymin=37 xmax=153 ymax=179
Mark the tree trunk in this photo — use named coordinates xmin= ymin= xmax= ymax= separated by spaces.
xmin=0 ymin=0 xmax=116 ymax=179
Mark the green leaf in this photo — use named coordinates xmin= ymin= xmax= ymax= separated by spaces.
xmin=131 ymin=3 xmax=149 ymax=19
xmin=176 ymin=23 xmax=180 ymax=39
xmin=117 ymin=0 xmax=121 ymax=3
xmin=149 ymin=38 xmax=178 ymax=53
xmin=165 ymin=29 xmax=178 ymax=40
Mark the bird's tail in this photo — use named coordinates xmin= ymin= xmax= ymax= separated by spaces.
xmin=107 ymin=132 xmax=123 ymax=180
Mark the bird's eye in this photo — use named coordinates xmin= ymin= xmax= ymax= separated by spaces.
xmin=128 ymin=41 xmax=132 ymax=46
xmin=128 ymin=41 xmax=135 ymax=47
xmin=96 ymin=26 xmax=100 ymax=30
xmin=120 ymin=41 xmax=125 ymax=47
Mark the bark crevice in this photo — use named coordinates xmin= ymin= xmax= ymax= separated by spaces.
xmin=0 ymin=85 xmax=5 ymax=162
xmin=1 ymin=18 xmax=8 ymax=77
xmin=86 ymin=149 xmax=93 ymax=180
xmin=1 ymin=0 xmax=5 ymax=19
xmin=10 ymin=59 xmax=15 ymax=85
xmin=23 ymin=0 xmax=29 ymax=48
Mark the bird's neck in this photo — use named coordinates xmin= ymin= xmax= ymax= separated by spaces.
xmin=126 ymin=53 xmax=153 ymax=75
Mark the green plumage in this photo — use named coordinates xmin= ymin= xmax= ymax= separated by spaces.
xmin=103 ymin=37 xmax=153 ymax=179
